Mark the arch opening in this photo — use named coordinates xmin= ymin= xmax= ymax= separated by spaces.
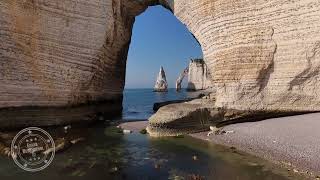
xmin=125 ymin=5 xmax=203 ymax=89
xmin=122 ymin=5 xmax=204 ymax=119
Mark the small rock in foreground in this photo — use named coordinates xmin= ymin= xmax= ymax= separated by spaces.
xmin=123 ymin=129 xmax=132 ymax=134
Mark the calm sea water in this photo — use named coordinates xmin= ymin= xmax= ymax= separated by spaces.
xmin=122 ymin=88 xmax=200 ymax=119
xmin=0 ymin=124 xmax=295 ymax=180
xmin=0 ymin=89 xmax=298 ymax=179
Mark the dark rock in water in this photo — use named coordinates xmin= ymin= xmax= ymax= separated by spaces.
xmin=153 ymin=99 xmax=193 ymax=112
xmin=153 ymin=93 xmax=208 ymax=112
xmin=139 ymin=129 xmax=147 ymax=134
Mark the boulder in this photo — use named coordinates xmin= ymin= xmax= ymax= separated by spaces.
xmin=147 ymin=99 xmax=221 ymax=137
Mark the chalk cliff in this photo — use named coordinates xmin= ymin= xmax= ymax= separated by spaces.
xmin=154 ymin=66 xmax=168 ymax=92
xmin=173 ymin=0 xmax=320 ymax=112
xmin=187 ymin=59 xmax=212 ymax=91
xmin=175 ymin=67 xmax=188 ymax=91
xmin=1 ymin=0 xmax=320 ymax=127
xmin=0 ymin=0 xmax=171 ymax=110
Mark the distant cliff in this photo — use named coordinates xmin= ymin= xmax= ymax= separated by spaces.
xmin=187 ymin=59 xmax=212 ymax=91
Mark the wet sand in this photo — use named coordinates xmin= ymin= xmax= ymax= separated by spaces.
xmin=120 ymin=113 xmax=320 ymax=178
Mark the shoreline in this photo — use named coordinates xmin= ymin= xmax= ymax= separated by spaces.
xmin=120 ymin=113 xmax=320 ymax=179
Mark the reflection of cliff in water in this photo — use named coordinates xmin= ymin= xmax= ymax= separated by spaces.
xmin=0 ymin=123 xmax=295 ymax=179
xmin=0 ymin=101 xmax=122 ymax=130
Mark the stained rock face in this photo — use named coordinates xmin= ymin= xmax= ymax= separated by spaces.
xmin=187 ymin=59 xmax=212 ymax=91
xmin=154 ymin=66 xmax=168 ymax=92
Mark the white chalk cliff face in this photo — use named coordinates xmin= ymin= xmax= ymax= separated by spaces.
xmin=172 ymin=0 xmax=320 ymax=111
xmin=187 ymin=59 xmax=212 ymax=91
xmin=154 ymin=66 xmax=168 ymax=92
xmin=0 ymin=0 xmax=170 ymax=108
xmin=176 ymin=67 xmax=188 ymax=91
xmin=1 ymin=0 xmax=320 ymax=115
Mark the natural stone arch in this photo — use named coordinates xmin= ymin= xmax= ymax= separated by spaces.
xmin=1 ymin=0 xmax=320 ymax=128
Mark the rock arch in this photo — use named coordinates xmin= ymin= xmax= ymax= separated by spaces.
xmin=1 ymin=0 xmax=320 ymax=128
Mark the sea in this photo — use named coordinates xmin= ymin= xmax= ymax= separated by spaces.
xmin=0 ymin=89 xmax=296 ymax=179
xmin=122 ymin=88 xmax=201 ymax=120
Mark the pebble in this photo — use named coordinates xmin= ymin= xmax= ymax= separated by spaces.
xmin=226 ymin=130 xmax=235 ymax=134
xmin=123 ymin=129 xmax=132 ymax=134
xmin=209 ymin=126 xmax=219 ymax=132
xmin=110 ymin=167 xmax=118 ymax=172
xmin=293 ymin=169 xmax=299 ymax=173
xmin=63 ymin=125 xmax=71 ymax=132
xmin=154 ymin=164 xmax=160 ymax=169
xmin=98 ymin=116 xmax=104 ymax=121
xmin=192 ymin=155 xmax=198 ymax=161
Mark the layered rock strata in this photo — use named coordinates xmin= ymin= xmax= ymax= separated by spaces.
xmin=0 ymin=0 xmax=171 ymax=127
xmin=0 ymin=0 xmax=171 ymax=110
xmin=173 ymin=0 xmax=320 ymax=112
xmin=2 ymin=0 xmax=320 ymax=128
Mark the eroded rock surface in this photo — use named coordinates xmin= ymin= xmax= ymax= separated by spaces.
xmin=175 ymin=67 xmax=188 ymax=91
xmin=187 ymin=59 xmax=212 ymax=91
xmin=173 ymin=0 xmax=320 ymax=111
xmin=2 ymin=0 xmax=320 ymax=127
xmin=0 ymin=0 xmax=171 ymax=109
xmin=147 ymin=99 xmax=219 ymax=137
xmin=154 ymin=66 xmax=168 ymax=92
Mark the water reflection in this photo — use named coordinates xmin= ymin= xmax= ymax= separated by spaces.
xmin=0 ymin=123 xmax=298 ymax=179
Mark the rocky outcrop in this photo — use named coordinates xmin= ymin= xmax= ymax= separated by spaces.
xmin=154 ymin=66 xmax=168 ymax=92
xmin=147 ymin=94 xmax=307 ymax=136
xmin=2 ymin=0 xmax=320 ymax=127
xmin=175 ymin=67 xmax=189 ymax=91
xmin=187 ymin=59 xmax=212 ymax=91
xmin=147 ymin=98 xmax=218 ymax=136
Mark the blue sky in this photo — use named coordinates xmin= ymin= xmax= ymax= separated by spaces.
xmin=125 ymin=5 xmax=203 ymax=89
